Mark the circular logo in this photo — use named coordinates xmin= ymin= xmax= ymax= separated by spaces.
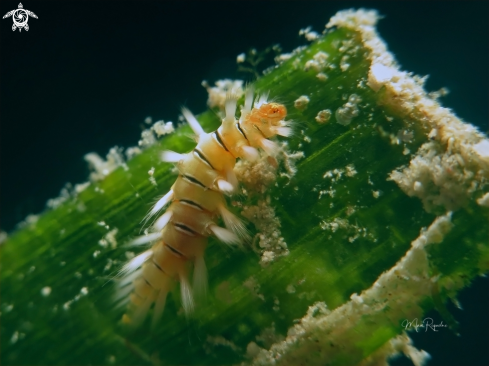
xmin=12 ymin=9 xmax=28 ymax=28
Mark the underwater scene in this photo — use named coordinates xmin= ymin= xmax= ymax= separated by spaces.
xmin=1 ymin=1 xmax=488 ymax=365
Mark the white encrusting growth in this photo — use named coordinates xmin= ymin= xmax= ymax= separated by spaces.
xmin=134 ymin=119 xmax=173 ymax=154
xmin=304 ymin=51 xmax=329 ymax=72
xmin=335 ymin=94 xmax=361 ymax=125
xmin=316 ymin=72 xmax=328 ymax=81
xmin=202 ymin=79 xmax=244 ymax=110
xmin=236 ymin=53 xmax=245 ymax=63
xmin=250 ymin=214 xmax=453 ymax=365
xmin=85 ymin=146 xmax=127 ymax=182
xmin=274 ymin=53 xmax=292 ymax=65
xmin=16 ymin=214 xmax=39 ymax=229
xmin=148 ymin=167 xmax=157 ymax=187
xmin=477 ymin=192 xmax=489 ymax=207
xmin=41 ymin=286 xmax=52 ymax=297
xmin=389 ymin=141 xmax=487 ymax=212
xmin=152 ymin=120 xmax=175 ymax=137
xmin=138 ymin=119 xmax=175 ymax=148
xmin=98 ymin=228 xmax=119 ymax=249
xmin=329 ymin=8 xmax=489 ymax=213
xmin=46 ymin=182 xmax=89 ymax=209
xmin=473 ymin=139 xmax=489 ymax=159
xmin=299 ymin=26 xmax=319 ymax=41
xmin=293 ymin=95 xmax=310 ymax=110
xmin=125 ymin=147 xmax=142 ymax=160
xmin=233 ymin=141 xmax=303 ymax=267
xmin=315 ymin=109 xmax=332 ymax=124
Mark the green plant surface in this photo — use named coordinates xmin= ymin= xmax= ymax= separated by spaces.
xmin=1 ymin=9 xmax=488 ymax=366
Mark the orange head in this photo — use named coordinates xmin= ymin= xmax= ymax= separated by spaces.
xmin=256 ymin=103 xmax=287 ymax=125
xmin=245 ymin=102 xmax=289 ymax=139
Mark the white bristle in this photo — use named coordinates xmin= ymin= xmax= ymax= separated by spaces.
xmin=254 ymin=92 xmax=269 ymax=108
xmin=151 ymin=290 xmax=168 ymax=329
xmin=209 ymin=224 xmax=240 ymax=245
xmin=153 ymin=211 xmax=173 ymax=231
xmin=226 ymin=167 xmax=239 ymax=191
xmin=130 ymin=291 xmax=155 ymax=328
xmin=119 ymin=250 xmax=152 ymax=277
xmin=217 ymin=179 xmax=234 ymax=193
xmin=241 ymin=87 xmax=255 ymax=118
xmin=260 ymin=138 xmax=279 ymax=156
xmin=181 ymin=107 xmax=205 ymax=136
xmin=240 ymin=145 xmax=259 ymax=161
xmin=180 ymin=273 xmax=195 ymax=316
xmin=218 ymin=204 xmax=250 ymax=241
xmin=118 ymin=268 xmax=142 ymax=288
xmin=273 ymin=126 xmax=293 ymax=137
xmin=113 ymin=283 xmax=134 ymax=304
xmin=225 ymin=96 xmax=237 ymax=123
xmin=141 ymin=190 xmax=174 ymax=227
xmin=193 ymin=255 xmax=208 ymax=300
xmin=127 ymin=232 xmax=162 ymax=247
xmin=161 ymin=151 xmax=185 ymax=163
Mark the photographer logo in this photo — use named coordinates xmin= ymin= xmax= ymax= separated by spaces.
xmin=3 ymin=3 xmax=38 ymax=32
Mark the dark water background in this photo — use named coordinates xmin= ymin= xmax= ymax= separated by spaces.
xmin=0 ymin=1 xmax=487 ymax=365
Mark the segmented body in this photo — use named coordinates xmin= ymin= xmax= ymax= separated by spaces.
xmin=116 ymin=90 xmax=289 ymax=328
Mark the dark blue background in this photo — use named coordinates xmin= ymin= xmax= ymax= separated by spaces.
xmin=1 ymin=2 xmax=487 ymax=365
